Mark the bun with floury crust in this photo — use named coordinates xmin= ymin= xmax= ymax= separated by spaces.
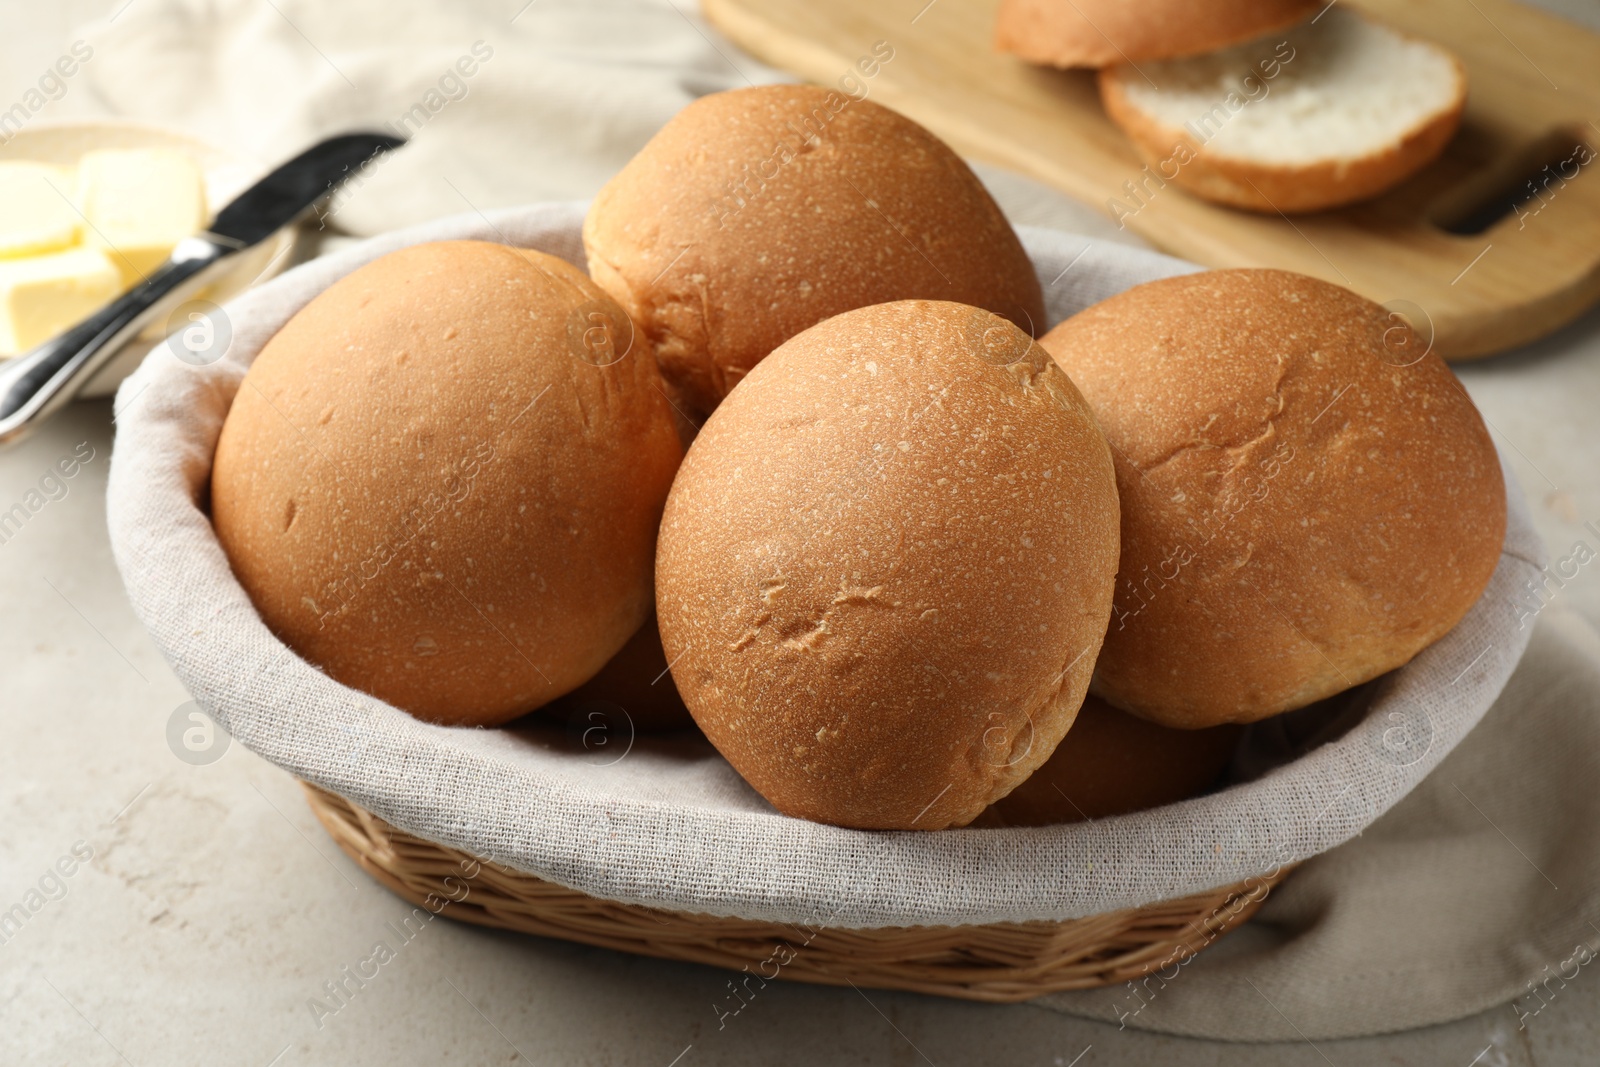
xmin=981 ymin=695 xmax=1242 ymax=826
xmin=1038 ymin=268 xmax=1505 ymax=728
xmin=548 ymin=612 xmax=695 ymax=733
xmin=212 ymin=241 xmax=683 ymax=727
xmin=582 ymin=84 xmax=1044 ymax=417
xmin=656 ymin=300 xmax=1120 ymax=830
xmin=995 ymin=0 xmax=1322 ymax=69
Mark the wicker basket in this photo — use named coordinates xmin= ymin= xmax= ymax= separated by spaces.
xmin=303 ymin=783 xmax=1292 ymax=1002
xmin=106 ymin=204 xmax=1538 ymax=1006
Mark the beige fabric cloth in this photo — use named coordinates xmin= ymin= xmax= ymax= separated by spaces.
xmin=81 ymin=0 xmax=790 ymax=237
xmin=86 ymin=0 xmax=1600 ymax=1042
xmin=1043 ymin=606 xmax=1600 ymax=1039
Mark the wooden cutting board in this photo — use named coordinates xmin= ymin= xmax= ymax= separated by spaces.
xmin=701 ymin=0 xmax=1600 ymax=359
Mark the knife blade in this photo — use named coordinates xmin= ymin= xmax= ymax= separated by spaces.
xmin=209 ymin=133 xmax=404 ymax=247
xmin=0 ymin=131 xmax=405 ymax=447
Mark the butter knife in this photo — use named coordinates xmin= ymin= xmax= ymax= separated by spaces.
xmin=0 ymin=131 xmax=405 ymax=447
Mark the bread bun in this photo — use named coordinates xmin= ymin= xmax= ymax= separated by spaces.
xmin=1099 ymin=9 xmax=1466 ymax=213
xmin=983 ymin=696 xmax=1241 ymax=826
xmin=583 ymin=85 xmax=1044 ymax=416
xmin=996 ymin=0 xmax=1320 ymax=69
xmin=212 ymin=241 xmax=683 ymax=727
xmin=548 ymin=612 xmax=695 ymax=733
xmin=656 ymin=300 xmax=1120 ymax=830
xmin=1039 ymin=269 xmax=1505 ymax=728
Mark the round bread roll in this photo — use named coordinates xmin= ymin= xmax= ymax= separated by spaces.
xmin=583 ymin=85 xmax=1044 ymax=416
xmin=995 ymin=0 xmax=1320 ymax=69
xmin=548 ymin=612 xmax=695 ymax=733
xmin=1039 ymin=269 xmax=1505 ymax=728
xmin=657 ymin=300 xmax=1120 ymax=830
xmin=212 ymin=241 xmax=682 ymax=727
xmin=983 ymin=696 xmax=1242 ymax=826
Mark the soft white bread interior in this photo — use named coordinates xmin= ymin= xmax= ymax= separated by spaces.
xmin=1100 ymin=9 xmax=1467 ymax=213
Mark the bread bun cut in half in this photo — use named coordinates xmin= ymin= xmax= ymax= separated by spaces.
xmin=1040 ymin=269 xmax=1505 ymax=728
xmin=583 ymin=85 xmax=1043 ymax=416
xmin=982 ymin=696 xmax=1241 ymax=826
xmin=995 ymin=0 xmax=1321 ymax=69
xmin=1099 ymin=9 xmax=1467 ymax=213
xmin=656 ymin=301 xmax=1120 ymax=830
xmin=212 ymin=241 xmax=683 ymax=728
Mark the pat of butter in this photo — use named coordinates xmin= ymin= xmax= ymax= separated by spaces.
xmin=0 ymin=247 xmax=121 ymax=355
xmin=76 ymin=148 xmax=207 ymax=287
xmin=0 ymin=162 xmax=80 ymax=259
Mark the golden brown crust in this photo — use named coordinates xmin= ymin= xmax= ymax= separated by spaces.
xmin=212 ymin=241 xmax=683 ymax=727
xmin=996 ymin=0 xmax=1321 ymax=68
xmin=656 ymin=301 xmax=1120 ymax=830
xmin=1039 ymin=269 xmax=1505 ymax=728
xmin=582 ymin=85 xmax=1044 ymax=416
xmin=1098 ymin=53 xmax=1466 ymax=213
xmin=548 ymin=612 xmax=696 ymax=733
xmin=982 ymin=696 xmax=1242 ymax=826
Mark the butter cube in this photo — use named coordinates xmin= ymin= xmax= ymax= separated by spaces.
xmin=0 ymin=162 xmax=80 ymax=258
xmin=76 ymin=148 xmax=207 ymax=287
xmin=0 ymin=246 xmax=121 ymax=355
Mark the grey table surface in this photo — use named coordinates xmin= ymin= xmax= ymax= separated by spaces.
xmin=4 ymin=1 xmax=1600 ymax=1064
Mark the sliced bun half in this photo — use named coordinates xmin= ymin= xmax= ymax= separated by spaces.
xmin=1099 ymin=9 xmax=1467 ymax=213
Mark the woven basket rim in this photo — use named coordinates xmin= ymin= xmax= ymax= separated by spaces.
xmin=301 ymin=782 xmax=1295 ymax=1001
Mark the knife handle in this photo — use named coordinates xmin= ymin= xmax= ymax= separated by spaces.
xmin=0 ymin=236 xmax=233 ymax=447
